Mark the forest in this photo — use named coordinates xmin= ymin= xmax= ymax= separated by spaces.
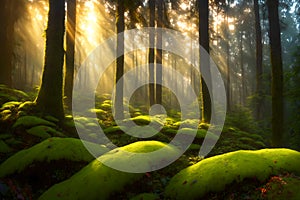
xmin=0 ymin=0 xmax=300 ymax=199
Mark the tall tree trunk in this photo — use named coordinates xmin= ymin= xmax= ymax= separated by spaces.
xmin=35 ymin=0 xmax=66 ymax=120
xmin=267 ymin=0 xmax=284 ymax=147
xmin=225 ymin=4 xmax=231 ymax=112
xmin=156 ymin=0 xmax=163 ymax=105
xmin=114 ymin=0 xmax=125 ymax=120
xmin=148 ymin=0 xmax=155 ymax=106
xmin=254 ymin=0 xmax=263 ymax=120
xmin=198 ymin=0 xmax=212 ymax=122
xmin=64 ymin=0 xmax=77 ymax=112
xmin=239 ymin=31 xmax=245 ymax=106
xmin=0 ymin=0 xmax=15 ymax=87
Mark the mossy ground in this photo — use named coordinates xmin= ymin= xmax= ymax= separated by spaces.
xmin=0 ymin=91 xmax=299 ymax=199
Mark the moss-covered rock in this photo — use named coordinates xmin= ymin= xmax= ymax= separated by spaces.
xmin=12 ymin=116 xmax=56 ymax=129
xmin=262 ymin=174 xmax=300 ymax=200
xmin=0 ymin=137 xmax=109 ymax=178
xmin=165 ymin=148 xmax=300 ymax=199
xmin=39 ymin=141 xmax=180 ymax=200
xmin=0 ymin=140 xmax=13 ymax=153
xmin=130 ymin=193 xmax=159 ymax=200
xmin=26 ymin=125 xmax=65 ymax=139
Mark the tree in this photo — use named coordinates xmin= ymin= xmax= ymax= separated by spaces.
xmin=114 ymin=0 xmax=125 ymax=120
xmin=254 ymin=0 xmax=263 ymax=120
xmin=148 ymin=0 xmax=155 ymax=106
xmin=0 ymin=0 xmax=26 ymax=87
xmin=35 ymin=0 xmax=66 ymax=120
xmin=267 ymin=0 xmax=284 ymax=147
xmin=64 ymin=0 xmax=77 ymax=112
xmin=198 ymin=0 xmax=212 ymax=122
xmin=156 ymin=0 xmax=164 ymax=105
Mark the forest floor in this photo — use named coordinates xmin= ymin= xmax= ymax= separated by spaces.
xmin=0 ymin=85 xmax=300 ymax=200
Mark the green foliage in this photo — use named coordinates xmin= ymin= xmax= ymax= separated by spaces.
xmin=225 ymin=105 xmax=259 ymax=133
xmin=0 ymin=85 xmax=30 ymax=105
xmin=0 ymin=137 xmax=109 ymax=178
xmin=165 ymin=149 xmax=300 ymax=199
xmin=39 ymin=141 xmax=180 ymax=200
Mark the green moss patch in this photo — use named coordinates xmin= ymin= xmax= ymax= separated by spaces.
xmin=39 ymin=141 xmax=180 ymax=200
xmin=0 ymin=140 xmax=13 ymax=153
xmin=165 ymin=148 xmax=300 ymax=199
xmin=0 ymin=137 xmax=109 ymax=178
xmin=12 ymin=116 xmax=56 ymax=129
xmin=26 ymin=126 xmax=65 ymax=139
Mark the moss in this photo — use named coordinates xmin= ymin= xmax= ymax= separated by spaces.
xmin=44 ymin=115 xmax=59 ymax=123
xmin=130 ymin=115 xmax=151 ymax=125
xmin=1 ymin=101 xmax=21 ymax=110
xmin=263 ymin=175 xmax=300 ymax=200
xmin=165 ymin=148 xmax=300 ymax=199
xmin=0 ymin=140 xmax=13 ymax=153
xmin=39 ymin=141 xmax=180 ymax=200
xmin=26 ymin=126 xmax=65 ymax=139
xmin=130 ymin=193 xmax=160 ymax=200
xmin=0 ymin=134 xmax=12 ymax=140
xmin=12 ymin=116 xmax=56 ymax=129
xmin=104 ymin=126 xmax=125 ymax=134
xmin=172 ymin=119 xmax=199 ymax=129
xmin=0 ymin=137 xmax=109 ymax=178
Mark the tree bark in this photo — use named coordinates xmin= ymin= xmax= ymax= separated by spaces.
xmin=267 ymin=0 xmax=284 ymax=147
xmin=35 ymin=0 xmax=66 ymax=120
xmin=0 ymin=1 xmax=15 ymax=87
xmin=148 ymin=0 xmax=155 ymax=106
xmin=198 ymin=0 xmax=212 ymax=122
xmin=114 ymin=0 xmax=125 ymax=120
xmin=156 ymin=0 xmax=163 ymax=105
xmin=64 ymin=0 xmax=77 ymax=112
xmin=254 ymin=0 xmax=263 ymax=120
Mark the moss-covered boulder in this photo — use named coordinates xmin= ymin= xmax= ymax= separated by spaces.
xmin=0 ymin=140 xmax=13 ymax=153
xmin=26 ymin=125 xmax=65 ymax=139
xmin=12 ymin=116 xmax=56 ymax=129
xmin=39 ymin=141 xmax=180 ymax=200
xmin=261 ymin=174 xmax=300 ymax=200
xmin=165 ymin=148 xmax=300 ymax=199
xmin=0 ymin=137 xmax=109 ymax=178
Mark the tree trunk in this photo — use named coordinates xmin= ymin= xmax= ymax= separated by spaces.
xmin=225 ymin=4 xmax=231 ymax=112
xmin=156 ymin=0 xmax=163 ymax=105
xmin=267 ymin=0 xmax=284 ymax=147
xmin=239 ymin=31 xmax=245 ymax=106
xmin=64 ymin=0 xmax=77 ymax=112
xmin=254 ymin=0 xmax=263 ymax=120
xmin=0 ymin=0 xmax=15 ymax=87
xmin=148 ymin=0 xmax=155 ymax=106
xmin=35 ymin=0 xmax=66 ymax=120
xmin=114 ymin=0 xmax=125 ymax=120
xmin=198 ymin=0 xmax=212 ymax=122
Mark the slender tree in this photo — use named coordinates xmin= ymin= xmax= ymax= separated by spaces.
xmin=149 ymin=0 xmax=156 ymax=106
xmin=267 ymin=0 xmax=284 ymax=147
xmin=64 ymin=0 xmax=77 ymax=112
xmin=156 ymin=0 xmax=164 ymax=105
xmin=254 ymin=0 xmax=263 ymax=120
xmin=198 ymin=0 xmax=212 ymax=122
xmin=35 ymin=0 xmax=66 ymax=120
xmin=0 ymin=0 xmax=26 ymax=87
xmin=114 ymin=0 xmax=125 ymax=120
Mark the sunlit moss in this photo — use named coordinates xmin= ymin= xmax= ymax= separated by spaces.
xmin=165 ymin=148 xmax=300 ymax=199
